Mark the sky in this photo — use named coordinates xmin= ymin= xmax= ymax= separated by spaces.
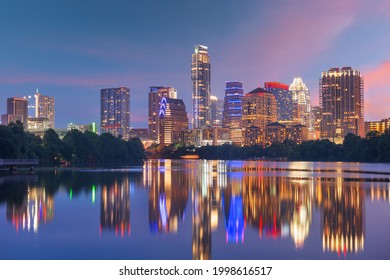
xmin=1 ymin=0 xmax=390 ymax=129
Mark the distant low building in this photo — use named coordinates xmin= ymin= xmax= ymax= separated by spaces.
xmin=266 ymin=122 xmax=287 ymax=145
xmin=243 ymin=126 xmax=264 ymax=146
xmin=130 ymin=128 xmax=149 ymax=140
xmin=28 ymin=117 xmax=52 ymax=137
xmin=365 ymin=118 xmax=390 ymax=135
xmin=174 ymin=127 xmax=231 ymax=147
xmin=67 ymin=122 xmax=97 ymax=133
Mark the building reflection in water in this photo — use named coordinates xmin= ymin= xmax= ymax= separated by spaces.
xmin=222 ymin=172 xmax=245 ymax=243
xmin=318 ymin=179 xmax=365 ymax=256
xmin=144 ymin=160 xmax=189 ymax=234
xmin=6 ymin=187 xmax=54 ymax=233
xmin=242 ymin=174 xmax=312 ymax=247
xmin=192 ymin=161 xmax=212 ymax=260
xmin=100 ymin=177 xmax=130 ymax=237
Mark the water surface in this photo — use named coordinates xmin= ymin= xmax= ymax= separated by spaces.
xmin=1 ymin=160 xmax=390 ymax=260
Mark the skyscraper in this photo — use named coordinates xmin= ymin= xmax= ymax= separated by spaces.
xmin=242 ymin=87 xmax=277 ymax=130
xmin=222 ymin=81 xmax=244 ymax=129
xmin=2 ymin=97 xmax=29 ymax=128
xmin=191 ymin=44 xmax=210 ymax=128
xmin=320 ymin=67 xmax=364 ymax=139
xmin=148 ymin=86 xmax=177 ymax=141
xmin=158 ymin=97 xmax=188 ymax=145
xmin=264 ymin=82 xmax=292 ymax=122
xmin=100 ymin=87 xmax=130 ymax=139
xmin=35 ymin=89 xmax=55 ymax=128
xmin=289 ymin=77 xmax=311 ymax=129
xmin=210 ymin=95 xmax=223 ymax=126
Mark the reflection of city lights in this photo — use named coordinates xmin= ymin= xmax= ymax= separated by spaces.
xmin=92 ymin=185 xmax=96 ymax=204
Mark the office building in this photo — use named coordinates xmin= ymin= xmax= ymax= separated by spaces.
xmin=210 ymin=95 xmax=223 ymax=126
xmin=222 ymin=81 xmax=244 ymax=129
xmin=130 ymin=128 xmax=149 ymax=140
xmin=289 ymin=77 xmax=311 ymax=129
xmin=365 ymin=118 xmax=390 ymax=135
xmin=191 ymin=44 xmax=211 ymax=128
xmin=242 ymin=87 xmax=277 ymax=130
xmin=35 ymin=89 xmax=55 ymax=128
xmin=67 ymin=122 xmax=97 ymax=133
xmin=100 ymin=87 xmax=130 ymax=139
xmin=311 ymin=106 xmax=322 ymax=139
xmin=320 ymin=67 xmax=364 ymax=139
xmin=28 ymin=117 xmax=52 ymax=137
xmin=158 ymin=97 xmax=188 ymax=145
xmin=264 ymin=82 xmax=292 ymax=121
xmin=148 ymin=86 xmax=177 ymax=141
xmin=3 ymin=97 xmax=29 ymax=128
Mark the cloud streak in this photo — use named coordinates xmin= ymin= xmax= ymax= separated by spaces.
xmin=363 ymin=61 xmax=390 ymax=120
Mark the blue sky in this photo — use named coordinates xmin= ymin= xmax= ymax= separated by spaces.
xmin=1 ymin=0 xmax=390 ymax=128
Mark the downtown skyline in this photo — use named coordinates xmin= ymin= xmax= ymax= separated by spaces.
xmin=1 ymin=0 xmax=390 ymax=129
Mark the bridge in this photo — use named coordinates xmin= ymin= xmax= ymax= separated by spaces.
xmin=0 ymin=159 xmax=39 ymax=172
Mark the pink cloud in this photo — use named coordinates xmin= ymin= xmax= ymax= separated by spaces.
xmin=218 ymin=0 xmax=363 ymax=87
xmin=363 ymin=61 xmax=390 ymax=120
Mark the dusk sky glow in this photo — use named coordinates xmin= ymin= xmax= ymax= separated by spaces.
xmin=1 ymin=0 xmax=390 ymax=128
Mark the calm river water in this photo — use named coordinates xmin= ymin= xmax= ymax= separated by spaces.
xmin=1 ymin=159 xmax=390 ymax=260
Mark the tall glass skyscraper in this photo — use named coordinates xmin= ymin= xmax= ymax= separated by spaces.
xmin=148 ymin=86 xmax=177 ymax=141
xmin=210 ymin=95 xmax=223 ymax=126
xmin=222 ymin=81 xmax=243 ymax=129
xmin=100 ymin=87 xmax=130 ymax=139
xmin=264 ymin=82 xmax=292 ymax=122
xmin=289 ymin=77 xmax=311 ymax=129
xmin=191 ymin=44 xmax=210 ymax=128
xmin=320 ymin=67 xmax=364 ymax=139
xmin=158 ymin=97 xmax=188 ymax=145
xmin=35 ymin=89 xmax=55 ymax=128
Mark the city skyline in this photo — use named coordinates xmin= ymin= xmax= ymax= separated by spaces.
xmin=1 ymin=0 xmax=390 ymax=129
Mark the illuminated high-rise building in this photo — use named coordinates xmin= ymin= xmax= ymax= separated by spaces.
xmin=311 ymin=106 xmax=322 ymax=139
xmin=191 ymin=44 xmax=211 ymax=128
xmin=158 ymin=97 xmax=188 ymax=145
xmin=210 ymin=95 xmax=223 ymax=126
xmin=3 ymin=97 xmax=29 ymax=128
xmin=35 ymin=89 xmax=55 ymax=128
xmin=148 ymin=86 xmax=177 ymax=141
xmin=242 ymin=87 xmax=277 ymax=130
xmin=289 ymin=77 xmax=311 ymax=129
xmin=320 ymin=67 xmax=364 ymax=139
xmin=264 ymin=82 xmax=292 ymax=122
xmin=100 ymin=87 xmax=130 ymax=139
xmin=222 ymin=81 xmax=243 ymax=129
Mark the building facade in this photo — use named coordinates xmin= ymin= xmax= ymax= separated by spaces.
xmin=67 ymin=122 xmax=97 ymax=133
xmin=222 ymin=81 xmax=244 ymax=129
xmin=289 ymin=77 xmax=311 ymax=129
xmin=320 ymin=67 xmax=364 ymax=139
xmin=100 ymin=87 xmax=130 ymax=139
xmin=35 ymin=89 xmax=55 ymax=128
xmin=191 ymin=44 xmax=211 ymax=128
xmin=158 ymin=97 xmax=188 ymax=145
xmin=264 ymin=82 xmax=292 ymax=122
xmin=242 ymin=88 xmax=277 ymax=130
xmin=148 ymin=86 xmax=177 ymax=141
xmin=4 ymin=97 xmax=29 ymax=128
xmin=365 ymin=118 xmax=390 ymax=135
xmin=210 ymin=95 xmax=223 ymax=126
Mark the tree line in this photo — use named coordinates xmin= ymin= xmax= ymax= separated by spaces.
xmin=148 ymin=130 xmax=390 ymax=163
xmin=0 ymin=122 xmax=145 ymax=166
